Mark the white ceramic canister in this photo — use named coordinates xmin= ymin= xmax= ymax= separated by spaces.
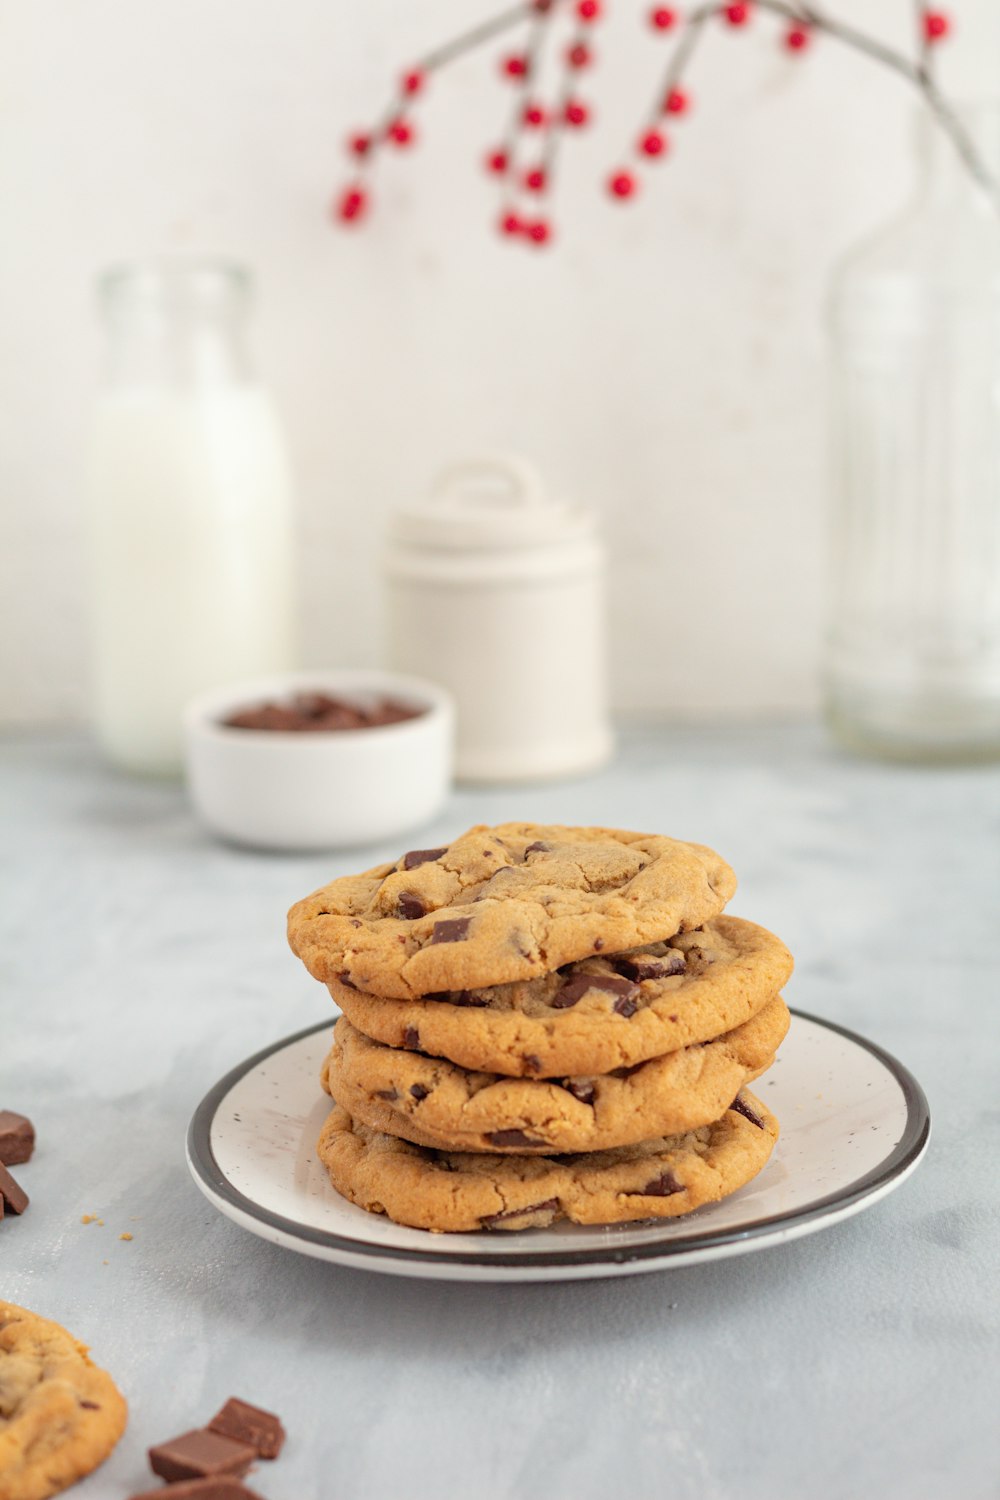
xmin=384 ymin=455 xmax=613 ymax=782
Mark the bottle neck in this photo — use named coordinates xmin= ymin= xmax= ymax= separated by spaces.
xmin=913 ymin=104 xmax=1000 ymax=217
xmin=99 ymin=262 xmax=256 ymax=388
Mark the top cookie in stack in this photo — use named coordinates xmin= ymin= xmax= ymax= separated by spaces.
xmin=288 ymin=823 xmax=739 ymax=997
xmin=288 ymin=823 xmax=794 ymax=1233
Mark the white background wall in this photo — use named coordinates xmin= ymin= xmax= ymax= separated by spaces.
xmin=1 ymin=0 xmax=995 ymax=725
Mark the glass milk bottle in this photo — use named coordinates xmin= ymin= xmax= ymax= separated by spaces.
xmin=824 ymin=107 xmax=1000 ymax=761
xmin=88 ymin=262 xmax=297 ymax=775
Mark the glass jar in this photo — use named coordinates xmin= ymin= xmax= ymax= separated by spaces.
xmin=88 ymin=262 xmax=297 ymax=775
xmin=824 ymin=106 xmax=1000 ymax=761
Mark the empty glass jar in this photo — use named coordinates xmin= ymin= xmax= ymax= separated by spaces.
xmin=824 ymin=106 xmax=1000 ymax=760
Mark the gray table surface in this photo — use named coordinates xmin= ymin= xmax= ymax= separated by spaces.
xmin=3 ymin=727 xmax=999 ymax=1500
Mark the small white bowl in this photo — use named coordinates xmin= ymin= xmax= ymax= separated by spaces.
xmin=183 ymin=670 xmax=454 ymax=851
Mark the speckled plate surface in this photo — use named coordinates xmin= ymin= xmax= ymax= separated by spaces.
xmin=186 ymin=1009 xmax=929 ymax=1282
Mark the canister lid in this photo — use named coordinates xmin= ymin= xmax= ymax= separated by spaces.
xmin=387 ymin=454 xmax=596 ymax=550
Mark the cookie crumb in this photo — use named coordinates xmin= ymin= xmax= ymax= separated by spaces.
xmin=81 ymin=1214 xmax=99 ymax=1225
xmin=119 ymin=1232 xmax=133 ymax=1241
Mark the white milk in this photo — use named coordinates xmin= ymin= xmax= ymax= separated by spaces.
xmin=89 ymin=383 xmax=296 ymax=774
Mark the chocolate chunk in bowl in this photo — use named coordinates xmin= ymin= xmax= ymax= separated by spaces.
xmin=222 ymin=690 xmax=425 ymax=732
xmin=183 ymin=672 xmax=453 ymax=851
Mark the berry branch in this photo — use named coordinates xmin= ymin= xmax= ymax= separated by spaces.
xmin=334 ymin=2 xmax=997 ymax=243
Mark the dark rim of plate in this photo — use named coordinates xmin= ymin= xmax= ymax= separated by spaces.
xmin=186 ymin=1008 xmax=930 ymax=1270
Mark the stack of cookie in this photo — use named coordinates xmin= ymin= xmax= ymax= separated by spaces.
xmin=288 ymin=824 xmax=794 ymax=1234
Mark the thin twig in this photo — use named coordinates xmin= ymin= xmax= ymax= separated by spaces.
xmin=641 ymin=0 xmax=1000 ymax=214
xmin=361 ymin=0 xmax=543 ymax=161
xmin=913 ymin=0 xmax=932 ymax=79
xmin=542 ymin=19 xmax=589 ymax=181
xmin=498 ymin=6 xmax=558 ymax=217
xmin=421 ymin=1 xmax=540 ymax=71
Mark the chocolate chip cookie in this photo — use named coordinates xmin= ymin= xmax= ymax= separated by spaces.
xmin=323 ymin=996 xmax=789 ymax=1153
xmin=0 ymin=1301 xmax=127 ymax=1500
xmin=316 ymin=1090 xmax=778 ymax=1232
xmin=288 ymin=823 xmax=736 ymax=999
xmin=331 ymin=914 xmax=791 ymax=1078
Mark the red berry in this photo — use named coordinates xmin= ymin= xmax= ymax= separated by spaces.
xmin=527 ymin=219 xmax=552 ymax=245
xmin=568 ymin=41 xmax=592 ymax=67
xmin=525 ymin=166 xmax=547 ymax=193
xmin=650 ymin=6 xmax=677 ymax=28
xmin=502 ymin=54 xmax=529 ymax=78
xmin=402 ymin=68 xmax=425 ymax=95
xmin=336 ymin=185 xmax=367 ymax=224
xmin=640 ymin=129 xmax=668 ymax=158
xmin=349 ymin=132 xmax=371 ymax=158
xmin=724 ymin=3 xmax=750 ymax=24
xmin=784 ymin=25 xmax=809 ymax=50
xmin=486 ymin=148 xmax=508 ymax=174
xmin=389 ymin=118 xmax=414 ymax=147
xmin=564 ymin=99 xmax=590 ymax=127
xmin=923 ymin=10 xmax=950 ymax=41
xmin=523 ymin=103 xmax=547 ymax=127
xmin=577 ymin=0 xmax=601 ymax=19
xmin=500 ymin=211 xmax=522 ymax=236
xmin=664 ymin=88 xmax=689 ymax=114
xmin=608 ymin=169 xmax=637 ymax=199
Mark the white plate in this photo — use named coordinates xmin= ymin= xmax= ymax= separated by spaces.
xmin=186 ymin=1009 xmax=929 ymax=1283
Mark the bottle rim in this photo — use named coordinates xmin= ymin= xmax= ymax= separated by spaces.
xmin=98 ymin=258 xmax=252 ymax=311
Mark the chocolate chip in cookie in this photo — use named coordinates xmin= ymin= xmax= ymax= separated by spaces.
xmin=402 ymin=847 xmax=448 ymax=870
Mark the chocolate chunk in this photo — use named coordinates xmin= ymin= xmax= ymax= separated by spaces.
xmin=373 ymin=1089 xmax=399 ymax=1102
xmin=522 ymin=1054 xmax=543 ymax=1074
xmin=148 ymin=1429 xmax=255 ymax=1484
xmin=403 ymin=1027 xmax=421 ymax=1050
xmin=129 ymin=1481 xmax=265 ymax=1500
xmin=0 ymin=1111 xmax=34 ymax=1166
xmin=614 ymin=952 xmax=686 ymax=982
xmin=562 ymin=1079 xmax=597 ymax=1106
xmin=448 ymin=991 xmax=489 ymax=1008
xmin=523 ymin=840 xmax=551 ymax=857
xmin=79 ymin=1400 xmax=101 ymax=1410
xmin=402 ymin=847 xmax=447 ymax=870
xmin=613 ymin=992 xmax=639 ymax=1019
xmin=636 ymin=1170 xmax=684 ymax=1197
xmin=481 ymin=1197 xmax=559 ymax=1228
xmin=486 ymin=1129 xmax=547 ymax=1149
xmin=729 ymin=1095 xmax=765 ymax=1129
xmin=337 ymin=971 xmax=357 ymax=990
xmin=552 ymin=972 xmax=640 ymax=1011
xmin=207 ymin=1397 xmax=286 ymax=1461
xmin=396 ymin=891 xmax=425 ymax=920
xmin=593 ymin=937 xmax=605 ymax=951
xmin=429 ymin=917 xmax=471 ymax=944
xmin=0 ymin=1162 xmax=28 ymax=1216
xmin=410 ymin=1083 xmax=430 ymax=1101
